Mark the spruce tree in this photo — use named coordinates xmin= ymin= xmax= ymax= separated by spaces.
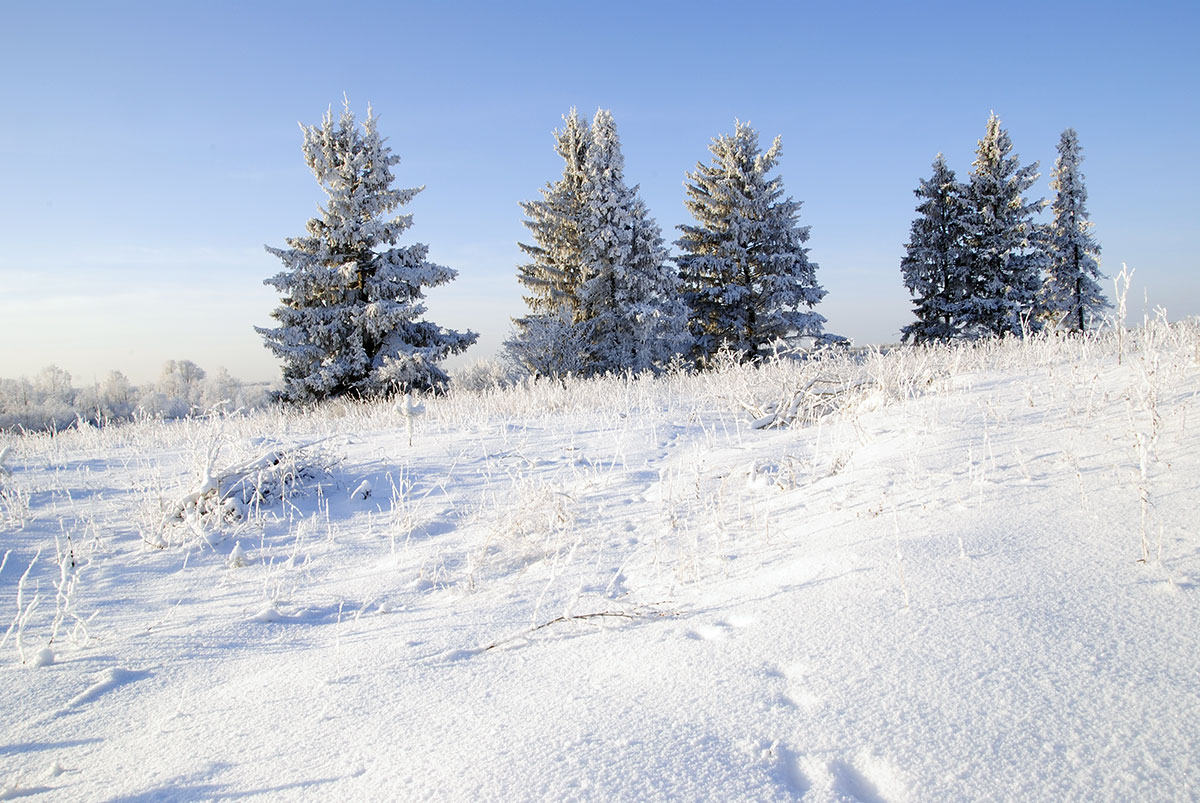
xmin=508 ymin=109 xmax=688 ymax=376
xmin=576 ymin=110 xmax=689 ymax=373
xmin=960 ymin=113 xmax=1047 ymax=338
xmin=900 ymin=154 xmax=970 ymax=343
xmin=506 ymin=109 xmax=591 ymax=376
xmin=258 ymin=102 xmax=476 ymax=401
xmin=676 ymin=122 xmax=825 ymax=363
xmin=515 ymin=108 xmax=591 ymax=319
xmin=1045 ymin=128 xmax=1106 ymax=331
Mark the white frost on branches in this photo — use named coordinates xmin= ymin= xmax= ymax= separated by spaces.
xmin=959 ymin=113 xmax=1047 ymax=338
xmin=900 ymin=154 xmax=970 ymax=343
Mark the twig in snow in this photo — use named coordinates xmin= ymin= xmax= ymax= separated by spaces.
xmin=483 ymin=605 xmax=675 ymax=652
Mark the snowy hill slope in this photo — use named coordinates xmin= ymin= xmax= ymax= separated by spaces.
xmin=1 ymin=323 xmax=1198 ymax=801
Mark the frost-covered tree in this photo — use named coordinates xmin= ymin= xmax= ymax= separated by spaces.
xmin=900 ymin=155 xmax=970 ymax=343
xmin=576 ymin=110 xmax=689 ymax=373
xmin=34 ymin=365 xmax=75 ymax=408
xmin=515 ymin=108 xmax=590 ymax=321
xmin=506 ymin=110 xmax=592 ymax=376
xmin=960 ymin=113 xmax=1047 ymax=338
xmin=508 ymin=109 xmax=688 ymax=376
xmin=77 ymin=370 xmax=136 ymax=423
xmin=157 ymin=359 xmax=207 ymax=415
xmin=501 ymin=307 xmax=590 ymax=378
xmin=676 ymin=121 xmax=825 ymax=363
xmin=32 ymin=366 xmax=75 ymax=429
xmin=1045 ymin=128 xmax=1106 ymax=332
xmin=258 ymin=101 xmax=476 ymax=401
xmin=195 ymin=366 xmax=246 ymax=411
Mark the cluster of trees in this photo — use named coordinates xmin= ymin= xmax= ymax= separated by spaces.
xmin=3 ymin=107 xmax=1110 ymax=428
xmin=259 ymin=103 xmax=828 ymax=399
xmin=900 ymin=115 xmax=1106 ymax=342
xmin=0 ymin=361 xmax=267 ymax=432
xmin=505 ymin=110 xmax=825 ymax=377
xmin=257 ymin=103 xmax=1107 ymax=404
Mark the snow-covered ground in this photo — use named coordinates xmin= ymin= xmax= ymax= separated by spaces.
xmin=2 ymin=323 xmax=1198 ymax=801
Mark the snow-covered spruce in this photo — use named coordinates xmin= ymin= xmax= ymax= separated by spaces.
xmin=676 ymin=121 xmax=825 ymax=364
xmin=258 ymin=101 xmax=476 ymax=402
xmin=900 ymin=154 xmax=971 ymax=343
xmin=575 ymin=110 xmax=689 ymax=374
xmin=514 ymin=108 xmax=590 ymax=323
xmin=1044 ymin=128 xmax=1107 ymax=332
xmin=507 ymin=109 xmax=592 ymax=378
xmin=507 ymin=109 xmax=688 ymax=377
xmin=958 ymin=113 xmax=1047 ymax=338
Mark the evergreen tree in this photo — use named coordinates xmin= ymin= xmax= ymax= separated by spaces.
xmin=960 ymin=113 xmax=1047 ymax=338
xmin=1045 ymin=128 xmax=1106 ymax=331
xmin=506 ymin=110 xmax=591 ymax=376
xmin=676 ymin=121 xmax=825 ymax=363
xmin=900 ymin=154 xmax=970 ymax=343
xmin=258 ymin=102 xmax=475 ymax=401
xmin=576 ymin=110 xmax=689 ymax=373
xmin=507 ymin=109 xmax=688 ymax=376
xmin=514 ymin=109 xmax=590 ymax=323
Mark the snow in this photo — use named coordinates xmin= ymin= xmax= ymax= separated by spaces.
xmin=2 ymin=324 xmax=1199 ymax=800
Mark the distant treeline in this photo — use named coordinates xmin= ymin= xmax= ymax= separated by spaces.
xmin=0 ymin=360 xmax=272 ymax=432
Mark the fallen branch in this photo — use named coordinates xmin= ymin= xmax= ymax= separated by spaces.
xmin=484 ymin=605 xmax=675 ymax=652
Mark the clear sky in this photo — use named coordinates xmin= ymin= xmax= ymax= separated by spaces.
xmin=1 ymin=0 xmax=1196 ymax=385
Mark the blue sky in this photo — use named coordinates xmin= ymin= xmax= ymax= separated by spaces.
xmin=1 ymin=0 xmax=1196 ymax=384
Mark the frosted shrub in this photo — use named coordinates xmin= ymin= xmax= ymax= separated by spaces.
xmin=451 ymin=361 xmax=517 ymax=393
xmin=156 ymin=434 xmax=335 ymax=545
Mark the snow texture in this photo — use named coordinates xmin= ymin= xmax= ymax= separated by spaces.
xmin=2 ymin=321 xmax=1199 ymax=800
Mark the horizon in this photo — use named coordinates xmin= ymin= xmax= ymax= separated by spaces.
xmin=1 ymin=0 xmax=1196 ymax=386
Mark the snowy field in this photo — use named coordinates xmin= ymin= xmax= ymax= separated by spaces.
xmin=2 ymin=322 xmax=1198 ymax=801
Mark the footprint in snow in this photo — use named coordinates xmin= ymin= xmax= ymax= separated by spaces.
xmin=830 ymin=752 xmax=909 ymax=803
xmin=753 ymin=739 xmax=811 ymax=798
xmin=764 ymin=661 xmax=822 ymax=709
xmin=687 ymin=623 xmax=729 ymax=641
xmin=685 ymin=615 xmax=755 ymax=642
xmin=67 ymin=668 xmax=152 ymax=709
